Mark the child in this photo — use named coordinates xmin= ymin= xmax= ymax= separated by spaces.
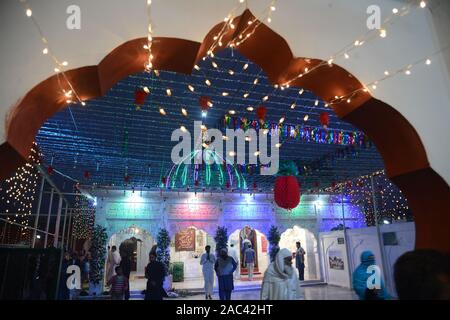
xmin=107 ymin=266 xmax=129 ymax=300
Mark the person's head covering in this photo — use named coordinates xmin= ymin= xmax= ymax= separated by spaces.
xmin=360 ymin=250 xmax=376 ymax=266
xmin=273 ymin=248 xmax=292 ymax=279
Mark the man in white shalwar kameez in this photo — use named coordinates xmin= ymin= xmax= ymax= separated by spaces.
xmin=106 ymin=246 xmax=121 ymax=283
xmin=261 ymin=248 xmax=304 ymax=300
xmin=228 ymin=244 xmax=240 ymax=280
xmin=200 ymin=245 xmax=216 ymax=299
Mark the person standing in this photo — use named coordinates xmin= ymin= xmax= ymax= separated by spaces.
xmin=107 ymin=266 xmax=129 ymax=300
xmin=228 ymin=244 xmax=240 ymax=280
xmin=214 ymin=248 xmax=237 ymax=300
xmin=120 ymin=253 xmax=132 ymax=300
xmin=106 ymin=246 xmax=121 ymax=284
xmin=244 ymin=244 xmax=256 ymax=281
xmin=295 ymin=241 xmax=306 ymax=281
xmin=261 ymin=248 xmax=303 ymax=300
xmin=200 ymin=245 xmax=216 ymax=300
xmin=144 ymin=251 xmax=167 ymax=300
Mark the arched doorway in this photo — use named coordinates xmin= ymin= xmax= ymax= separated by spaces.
xmin=108 ymin=225 xmax=154 ymax=274
xmin=170 ymin=226 xmax=215 ymax=281
xmin=229 ymin=227 xmax=270 ymax=280
xmin=279 ymin=226 xmax=321 ymax=281
xmin=2 ymin=9 xmax=449 ymax=253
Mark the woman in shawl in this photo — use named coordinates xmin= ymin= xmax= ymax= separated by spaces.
xmin=200 ymin=245 xmax=216 ymax=300
xmin=261 ymin=248 xmax=304 ymax=300
xmin=214 ymin=248 xmax=237 ymax=300
xmin=352 ymin=250 xmax=390 ymax=300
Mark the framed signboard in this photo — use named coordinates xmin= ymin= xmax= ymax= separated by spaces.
xmin=175 ymin=228 xmax=196 ymax=252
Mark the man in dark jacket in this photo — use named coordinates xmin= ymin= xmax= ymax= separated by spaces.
xmin=144 ymin=251 xmax=167 ymax=300
xmin=120 ymin=253 xmax=132 ymax=300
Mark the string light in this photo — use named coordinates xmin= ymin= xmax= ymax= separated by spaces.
xmin=205 ymin=79 xmax=212 ymax=86
xmin=159 ymin=107 xmax=166 ymax=115
xmin=181 ymin=108 xmax=188 ymax=117
xmin=246 ymin=106 xmax=254 ymax=111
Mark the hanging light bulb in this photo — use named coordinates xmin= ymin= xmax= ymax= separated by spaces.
xmin=188 ymin=85 xmax=195 ymax=92
xmin=315 ymin=100 xmax=319 ymax=106
xmin=26 ymin=8 xmax=32 ymax=17
xmin=42 ymin=48 xmax=48 ymax=55
xmin=290 ymin=103 xmax=296 ymax=109
xmin=212 ymin=61 xmax=218 ymax=68
xmin=344 ymin=53 xmax=350 ymax=59
xmin=143 ymin=86 xmax=150 ymax=94
xmin=181 ymin=108 xmax=188 ymax=117
xmin=194 ymin=65 xmax=200 ymax=71
xmin=299 ymin=89 xmax=304 ymax=95
xmin=228 ymin=69 xmax=235 ymax=75
xmin=166 ymin=89 xmax=172 ymax=96
xmin=159 ymin=108 xmax=166 ymax=115
xmin=279 ymin=117 xmax=285 ymax=124
xmin=247 ymin=106 xmax=254 ymax=112
xmin=205 ymin=79 xmax=211 ymax=86
xmin=262 ymin=95 xmax=269 ymax=101
xmin=275 ymin=143 xmax=282 ymax=148
xmin=426 ymin=59 xmax=432 ymax=65
xmin=222 ymin=92 xmax=229 ymax=96
xmin=243 ymin=93 xmax=249 ymax=98
xmin=379 ymin=29 xmax=387 ymax=38
xmin=243 ymin=63 xmax=249 ymax=70
xmin=392 ymin=8 xmax=399 ymax=14
xmin=229 ymin=110 xmax=236 ymax=115
xmin=180 ymin=126 xmax=187 ymax=132
xmin=420 ymin=1 xmax=426 ymax=8
xmin=304 ymin=115 xmax=309 ymax=121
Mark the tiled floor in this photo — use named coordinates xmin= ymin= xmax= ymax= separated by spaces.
xmin=128 ymin=272 xmax=358 ymax=300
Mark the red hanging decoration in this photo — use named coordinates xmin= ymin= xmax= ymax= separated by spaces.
xmin=134 ymin=88 xmax=149 ymax=110
xmin=84 ymin=171 xmax=90 ymax=179
xmin=319 ymin=112 xmax=329 ymax=128
xmin=199 ymin=96 xmax=212 ymax=111
xmin=274 ymin=176 xmax=301 ymax=210
xmin=47 ymin=166 xmax=54 ymax=175
xmin=252 ymin=182 xmax=257 ymax=190
xmin=124 ymin=175 xmax=130 ymax=183
xmin=161 ymin=177 xmax=166 ymax=185
xmin=331 ymin=181 xmax=337 ymax=189
xmin=256 ymin=106 xmax=267 ymax=124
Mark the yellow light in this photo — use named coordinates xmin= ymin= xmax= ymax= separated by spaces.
xmin=188 ymin=85 xmax=195 ymax=92
xmin=229 ymin=110 xmax=236 ymax=115
xmin=426 ymin=59 xmax=431 ymax=65
xmin=275 ymin=143 xmax=282 ymax=148
xmin=81 ymin=101 xmax=86 ymax=106
xmin=344 ymin=53 xmax=350 ymax=59
xmin=64 ymin=90 xmax=73 ymax=98
xmin=246 ymin=106 xmax=254 ymax=112
xmin=204 ymin=79 xmax=212 ymax=87
xmin=243 ymin=93 xmax=249 ymax=98
xmin=347 ymin=98 xmax=351 ymax=103
xmin=166 ymin=89 xmax=172 ymax=96
xmin=254 ymin=151 xmax=260 ymax=156
xmin=299 ymin=89 xmax=304 ymax=95
xmin=194 ymin=65 xmax=200 ymax=71
xmin=229 ymin=151 xmax=236 ymax=157
xmin=201 ymin=125 xmax=207 ymax=131
xmin=405 ymin=69 xmax=411 ymax=75
xmin=62 ymin=61 xmax=68 ymax=66
xmin=279 ymin=117 xmax=285 ymax=124
xmin=180 ymin=126 xmax=187 ymax=132
xmin=420 ymin=1 xmax=426 ymax=9
xmin=26 ymin=9 xmax=32 ymax=17
xmin=270 ymin=6 xmax=276 ymax=11
xmin=354 ymin=40 xmax=360 ymax=46
xmin=290 ymin=103 xmax=296 ymax=109
xmin=228 ymin=69 xmax=235 ymax=75
xmin=222 ymin=92 xmax=229 ymax=96
xmin=304 ymin=115 xmax=309 ymax=121
xmin=384 ymin=71 xmax=390 ymax=76
xmin=207 ymin=101 xmax=213 ymax=107
xmin=54 ymin=68 xmax=60 ymax=73
xmin=222 ymin=135 xmax=229 ymax=141
xmin=379 ymin=29 xmax=387 ymax=38
xmin=392 ymin=8 xmax=399 ymax=14
xmin=248 ymin=21 xmax=253 ymax=25
xmin=143 ymin=86 xmax=150 ymax=94
xmin=328 ymin=59 xmax=334 ymax=66
xmin=262 ymin=95 xmax=269 ymax=101
xmin=212 ymin=61 xmax=218 ymax=68
xmin=243 ymin=63 xmax=249 ymax=70
xmin=315 ymin=100 xmax=319 ymax=106
xmin=267 ymin=17 xmax=272 ymax=23
xmin=159 ymin=108 xmax=166 ymax=115
xmin=372 ymin=84 xmax=377 ymax=90
xmin=42 ymin=48 xmax=48 ymax=55
xmin=245 ymin=136 xmax=251 ymax=142
xmin=253 ymin=78 xmax=258 ymax=85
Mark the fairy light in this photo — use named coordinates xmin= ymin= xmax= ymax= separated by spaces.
xmin=262 ymin=95 xmax=269 ymax=101
xmin=205 ymin=79 xmax=212 ymax=86
xmin=290 ymin=103 xmax=296 ymax=109
xmin=243 ymin=93 xmax=249 ymax=98
xmin=166 ymin=88 xmax=172 ymax=96
xmin=243 ymin=63 xmax=249 ymax=70
xmin=253 ymin=78 xmax=259 ymax=85
xmin=159 ymin=107 xmax=166 ymax=116
xmin=143 ymin=86 xmax=150 ymax=94
xmin=228 ymin=69 xmax=235 ymax=75
xmin=379 ymin=29 xmax=387 ymax=38
xmin=222 ymin=92 xmax=229 ymax=96
xmin=303 ymin=115 xmax=309 ymax=121
xmin=279 ymin=117 xmax=285 ymax=124
xmin=420 ymin=1 xmax=426 ymax=9
xmin=145 ymin=0 xmax=154 ymax=72
xmin=181 ymin=108 xmax=188 ymax=117
xmin=188 ymin=84 xmax=195 ymax=92
xmin=246 ymin=106 xmax=254 ymax=112
xmin=229 ymin=110 xmax=236 ymax=115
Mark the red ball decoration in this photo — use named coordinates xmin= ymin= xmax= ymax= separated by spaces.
xmin=274 ymin=176 xmax=301 ymax=210
xmin=134 ymin=88 xmax=149 ymax=108
xmin=47 ymin=166 xmax=54 ymax=175
xmin=84 ymin=171 xmax=90 ymax=179
xmin=199 ymin=96 xmax=212 ymax=111
xmin=319 ymin=112 xmax=329 ymax=128
xmin=256 ymin=106 xmax=267 ymax=123
xmin=124 ymin=175 xmax=130 ymax=183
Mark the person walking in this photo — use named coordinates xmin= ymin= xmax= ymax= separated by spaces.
xmin=244 ymin=244 xmax=256 ymax=281
xmin=200 ymin=245 xmax=216 ymax=300
xmin=352 ymin=251 xmax=390 ymax=300
xmin=107 ymin=266 xmax=129 ymax=300
xmin=120 ymin=253 xmax=132 ymax=300
xmin=144 ymin=251 xmax=167 ymax=300
xmin=214 ymin=248 xmax=237 ymax=300
xmin=295 ymin=241 xmax=306 ymax=281
xmin=261 ymin=248 xmax=303 ymax=300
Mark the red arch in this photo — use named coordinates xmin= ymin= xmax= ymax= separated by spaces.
xmin=2 ymin=9 xmax=449 ymax=252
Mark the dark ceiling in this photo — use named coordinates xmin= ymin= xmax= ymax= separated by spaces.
xmin=36 ymin=48 xmax=384 ymax=191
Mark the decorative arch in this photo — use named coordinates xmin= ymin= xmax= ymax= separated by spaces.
xmin=2 ymin=9 xmax=449 ymax=252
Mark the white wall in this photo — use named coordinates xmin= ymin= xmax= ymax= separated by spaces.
xmin=1 ymin=0 xmax=450 ymax=186
xmin=319 ymin=231 xmax=351 ymax=288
